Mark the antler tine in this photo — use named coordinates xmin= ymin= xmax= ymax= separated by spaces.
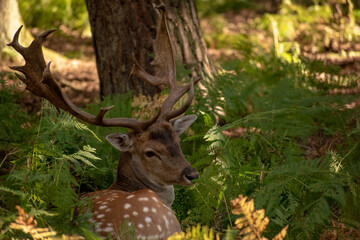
xmin=8 ymin=26 xmax=148 ymax=132
xmin=7 ymin=26 xmax=26 ymax=57
xmin=164 ymin=77 xmax=201 ymax=121
xmin=8 ymin=26 xmax=54 ymax=87
xmin=131 ymin=3 xmax=175 ymax=88
xmin=130 ymin=1 xmax=200 ymax=122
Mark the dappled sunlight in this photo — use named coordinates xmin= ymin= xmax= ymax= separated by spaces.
xmin=1 ymin=0 xmax=360 ymax=239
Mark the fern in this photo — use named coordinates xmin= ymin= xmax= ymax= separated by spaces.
xmin=254 ymin=155 xmax=346 ymax=239
xmin=231 ymin=195 xmax=288 ymax=240
xmin=0 ymin=100 xmax=103 ymax=238
xmin=0 ymin=186 xmax=26 ymax=198
xmin=2 ymin=20 xmax=360 ymax=238
xmin=63 ymin=145 xmax=100 ymax=169
xmin=0 ymin=85 xmax=138 ymax=239
xmin=168 ymin=225 xmax=220 ymax=240
xmin=10 ymin=206 xmax=85 ymax=240
xmin=170 ymin=195 xmax=288 ymax=240
xmin=181 ymin=31 xmax=360 ymax=237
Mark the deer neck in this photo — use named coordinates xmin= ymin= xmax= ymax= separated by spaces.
xmin=109 ymin=152 xmax=175 ymax=206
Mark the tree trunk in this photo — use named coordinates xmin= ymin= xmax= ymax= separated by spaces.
xmin=165 ymin=0 xmax=214 ymax=81
xmin=85 ymin=0 xmax=213 ymax=97
xmin=0 ymin=0 xmax=21 ymax=52
xmin=0 ymin=0 xmax=33 ymax=59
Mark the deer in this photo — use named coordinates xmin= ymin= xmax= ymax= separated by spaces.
xmin=8 ymin=2 xmax=200 ymax=239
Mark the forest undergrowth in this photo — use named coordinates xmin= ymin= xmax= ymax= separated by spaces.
xmin=1 ymin=46 xmax=360 ymax=239
xmin=1 ymin=0 xmax=360 ymax=239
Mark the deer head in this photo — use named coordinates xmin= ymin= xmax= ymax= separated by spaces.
xmin=9 ymin=2 xmax=199 ymax=239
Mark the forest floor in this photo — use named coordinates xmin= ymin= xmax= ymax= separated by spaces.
xmin=1 ymin=9 xmax=359 ymax=113
xmin=0 ymin=10 xmax=360 ymax=112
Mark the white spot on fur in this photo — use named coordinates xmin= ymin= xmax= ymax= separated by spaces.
xmin=163 ymin=215 xmax=169 ymax=229
xmin=143 ymin=207 xmax=149 ymax=212
xmin=127 ymin=195 xmax=135 ymax=199
xmin=157 ymin=225 xmax=162 ymax=232
xmin=151 ymin=207 xmax=157 ymax=213
xmin=97 ymin=214 xmax=105 ymax=219
xmin=124 ymin=214 xmax=129 ymax=218
xmin=107 ymin=223 xmax=113 ymax=227
xmin=99 ymin=205 xmax=107 ymax=210
xmin=138 ymin=223 xmax=144 ymax=228
xmin=107 ymin=197 xmax=115 ymax=201
xmin=145 ymin=217 xmax=152 ymax=223
xmin=152 ymin=197 xmax=159 ymax=202
xmin=133 ymin=211 xmax=138 ymax=216
xmin=138 ymin=197 xmax=149 ymax=201
xmin=95 ymin=222 xmax=102 ymax=232
xmin=105 ymin=208 xmax=111 ymax=212
xmin=124 ymin=203 xmax=131 ymax=209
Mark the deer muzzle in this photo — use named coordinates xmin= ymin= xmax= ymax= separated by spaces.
xmin=181 ymin=167 xmax=199 ymax=185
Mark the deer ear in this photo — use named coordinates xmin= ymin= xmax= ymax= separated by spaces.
xmin=172 ymin=115 xmax=197 ymax=135
xmin=106 ymin=133 xmax=134 ymax=152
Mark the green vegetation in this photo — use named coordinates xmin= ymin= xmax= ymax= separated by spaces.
xmin=1 ymin=0 xmax=360 ymax=239
xmin=19 ymin=0 xmax=89 ymax=34
xmin=175 ymin=49 xmax=360 ymax=239
xmin=0 ymin=79 xmax=133 ymax=238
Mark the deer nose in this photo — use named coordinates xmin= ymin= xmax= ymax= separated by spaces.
xmin=182 ymin=167 xmax=199 ymax=182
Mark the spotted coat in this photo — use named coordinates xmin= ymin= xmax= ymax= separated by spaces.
xmin=82 ymin=189 xmax=181 ymax=239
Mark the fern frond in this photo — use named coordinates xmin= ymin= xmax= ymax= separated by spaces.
xmin=10 ymin=205 xmax=57 ymax=239
xmin=42 ymin=101 xmax=101 ymax=142
xmin=272 ymin=225 xmax=288 ymax=240
xmin=0 ymin=186 xmax=25 ymax=197
xmin=73 ymin=122 xmax=101 ymax=142
xmin=61 ymin=145 xmax=100 ymax=168
xmin=231 ymin=195 xmax=288 ymax=240
xmin=231 ymin=195 xmax=269 ymax=240
xmin=57 ymin=113 xmax=101 ymax=142
xmin=168 ymin=225 xmax=220 ymax=240
xmin=10 ymin=206 xmax=85 ymax=240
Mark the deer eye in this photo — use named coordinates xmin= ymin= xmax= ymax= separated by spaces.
xmin=145 ymin=151 xmax=156 ymax=158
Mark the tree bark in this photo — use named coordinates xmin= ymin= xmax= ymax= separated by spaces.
xmin=165 ymin=0 xmax=214 ymax=82
xmin=85 ymin=0 xmax=213 ymax=97
xmin=0 ymin=0 xmax=22 ymax=52
xmin=0 ymin=0 xmax=33 ymax=59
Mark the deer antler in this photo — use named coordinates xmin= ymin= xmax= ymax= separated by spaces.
xmin=7 ymin=26 xmax=156 ymax=132
xmin=131 ymin=3 xmax=200 ymax=121
xmin=8 ymin=1 xmax=198 ymax=131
